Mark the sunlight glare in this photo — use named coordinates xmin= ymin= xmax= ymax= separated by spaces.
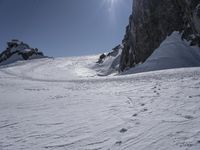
xmin=103 ymin=0 xmax=119 ymax=12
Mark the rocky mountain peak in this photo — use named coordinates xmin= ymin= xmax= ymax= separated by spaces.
xmin=0 ymin=39 xmax=45 ymax=65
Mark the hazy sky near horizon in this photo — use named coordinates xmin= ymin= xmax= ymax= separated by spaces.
xmin=0 ymin=0 xmax=132 ymax=57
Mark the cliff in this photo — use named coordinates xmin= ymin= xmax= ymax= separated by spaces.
xmin=119 ymin=0 xmax=200 ymax=71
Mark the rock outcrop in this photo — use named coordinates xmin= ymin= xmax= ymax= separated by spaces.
xmin=95 ymin=45 xmax=122 ymax=75
xmin=97 ymin=45 xmax=122 ymax=64
xmin=119 ymin=0 xmax=200 ymax=71
xmin=0 ymin=39 xmax=45 ymax=65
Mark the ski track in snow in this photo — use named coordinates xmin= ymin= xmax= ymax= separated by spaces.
xmin=0 ymin=57 xmax=200 ymax=150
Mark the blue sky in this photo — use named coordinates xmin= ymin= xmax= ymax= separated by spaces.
xmin=0 ymin=0 xmax=132 ymax=57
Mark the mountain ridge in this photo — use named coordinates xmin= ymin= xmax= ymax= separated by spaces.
xmin=0 ymin=39 xmax=45 ymax=66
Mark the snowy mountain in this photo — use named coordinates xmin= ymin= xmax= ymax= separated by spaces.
xmin=96 ymin=0 xmax=200 ymax=74
xmin=0 ymin=34 xmax=200 ymax=150
xmin=1 ymin=0 xmax=200 ymax=150
xmin=122 ymin=32 xmax=200 ymax=74
xmin=0 ymin=40 xmax=45 ymax=66
xmin=120 ymin=0 xmax=200 ymax=71
xmin=0 ymin=55 xmax=200 ymax=150
xmin=96 ymin=32 xmax=200 ymax=75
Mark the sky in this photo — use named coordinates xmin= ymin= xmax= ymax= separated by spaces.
xmin=0 ymin=0 xmax=132 ymax=57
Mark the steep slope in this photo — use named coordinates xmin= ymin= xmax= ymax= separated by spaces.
xmin=95 ymin=45 xmax=122 ymax=76
xmin=0 ymin=40 xmax=45 ymax=66
xmin=120 ymin=0 xmax=200 ymax=71
xmin=123 ymin=32 xmax=200 ymax=74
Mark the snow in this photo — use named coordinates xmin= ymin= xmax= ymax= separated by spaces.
xmin=0 ymin=55 xmax=98 ymax=81
xmin=0 ymin=54 xmax=200 ymax=150
xmin=124 ymin=32 xmax=200 ymax=74
xmin=0 ymin=32 xmax=200 ymax=149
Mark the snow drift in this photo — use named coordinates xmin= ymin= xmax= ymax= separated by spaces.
xmin=123 ymin=32 xmax=200 ymax=74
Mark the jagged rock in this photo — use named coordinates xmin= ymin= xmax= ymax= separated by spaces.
xmin=197 ymin=5 xmax=200 ymax=17
xmin=0 ymin=39 xmax=45 ymax=65
xmin=95 ymin=45 xmax=122 ymax=75
xmin=119 ymin=0 xmax=200 ymax=72
xmin=96 ymin=53 xmax=106 ymax=64
xmin=96 ymin=45 xmax=122 ymax=65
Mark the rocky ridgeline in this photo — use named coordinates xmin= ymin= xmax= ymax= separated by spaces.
xmin=0 ymin=40 xmax=44 ymax=65
xmin=119 ymin=0 xmax=200 ymax=71
xmin=97 ymin=45 xmax=122 ymax=64
xmin=95 ymin=45 xmax=122 ymax=75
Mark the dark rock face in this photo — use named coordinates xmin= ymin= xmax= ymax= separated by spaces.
xmin=119 ymin=0 xmax=200 ymax=71
xmin=96 ymin=53 xmax=107 ymax=64
xmin=0 ymin=39 xmax=44 ymax=65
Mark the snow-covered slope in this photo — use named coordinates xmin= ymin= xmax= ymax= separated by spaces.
xmin=0 ymin=55 xmax=99 ymax=81
xmin=119 ymin=0 xmax=200 ymax=71
xmin=0 ymin=55 xmax=200 ymax=150
xmin=95 ymin=45 xmax=122 ymax=76
xmin=124 ymin=32 xmax=200 ymax=74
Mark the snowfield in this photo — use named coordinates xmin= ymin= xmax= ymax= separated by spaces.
xmin=0 ymin=55 xmax=200 ymax=150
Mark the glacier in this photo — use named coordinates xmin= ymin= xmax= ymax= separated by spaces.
xmin=0 ymin=32 xmax=200 ymax=150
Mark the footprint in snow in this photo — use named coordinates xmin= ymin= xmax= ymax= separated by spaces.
xmin=152 ymin=86 xmax=156 ymax=90
xmin=183 ymin=115 xmax=194 ymax=120
xmin=153 ymin=90 xmax=160 ymax=96
xmin=115 ymin=141 xmax=122 ymax=145
xmin=120 ymin=128 xmax=127 ymax=133
xmin=135 ymin=122 xmax=140 ymax=125
xmin=189 ymin=95 xmax=200 ymax=98
xmin=141 ymin=108 xmax=148 ymax=112
xmin=132 ymin=113 xmax=138 ymax=117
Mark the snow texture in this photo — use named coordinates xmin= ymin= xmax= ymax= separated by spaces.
xmin=0 ymin=32 xmax=200 ymax=150
xmin=0 ymin=57 xmax=200 ymax=150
